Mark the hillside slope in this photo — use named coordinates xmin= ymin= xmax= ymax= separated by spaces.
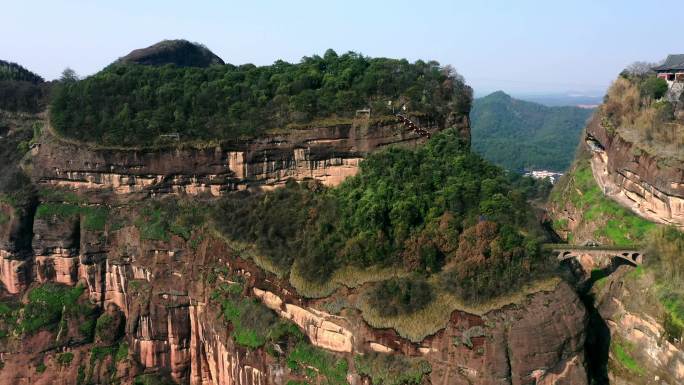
xmin=548 ymin=71 xmax=684 ymax=385
xmin=0 ymin=53 xmax=591 ymax=385
xmin=471 ymin=91 xmax=593 ymax=172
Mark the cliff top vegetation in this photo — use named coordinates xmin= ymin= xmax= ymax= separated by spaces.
xmin=0 ymin=60 xmax=50 ymax=113
xmin=601 ymin=71 xmax=684 ymax=161
xmin=50 ymin=46 xmax=472 ymax=147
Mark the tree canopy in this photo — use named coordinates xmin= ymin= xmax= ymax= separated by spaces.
xmin=0 ymin=60 xmax=44 ymax=83
xmin=215 ymin=128 xmax=553 ymax=301
xmin=50 ymin=50 xmax=472 ymax=146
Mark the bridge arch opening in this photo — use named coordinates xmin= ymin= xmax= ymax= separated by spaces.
xmin=611 ymin=255 xmax=638 ymax=268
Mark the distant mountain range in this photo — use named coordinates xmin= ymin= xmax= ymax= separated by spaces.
xmin=513 ymin=92 xmax=603 ymax=108
xmin=471 ymin=91 xmax=594 ymax=172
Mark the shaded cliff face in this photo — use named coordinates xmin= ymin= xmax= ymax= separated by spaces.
xmin=591 ymin=266 xmax=684 ymax=384
xmin=31 ymin=116 xmax=462 ymax=198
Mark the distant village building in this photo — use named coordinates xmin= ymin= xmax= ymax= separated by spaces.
xmin=524 ymin=170 xmax=563 ymax=184
xmin=653 ymin=54 xmax=684 ymax=83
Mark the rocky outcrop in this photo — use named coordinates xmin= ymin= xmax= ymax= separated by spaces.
xmin=586 ymin=115 xmax=684 ymax=228
xmin=253 ymin=288 xmax=353 ymax=353
xmin=31 ymin=117 xmax=447 ymax=198
xmin=593 ymin=266 xmax=684 ymax=385
xmin=0 ymin=107 xmax=591 ymax=385
xmin=254 ymin=282 xmax=587 ymax=385
xmin=0 ymin=222 xmax=589 ymax=385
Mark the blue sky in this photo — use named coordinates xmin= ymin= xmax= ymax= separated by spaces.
xmin=1 ymin=0 xmax=681 ymax=95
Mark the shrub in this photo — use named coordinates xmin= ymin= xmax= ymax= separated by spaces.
xmin=640 ymin=76 xmax=668 ymax=100
xmin=115 ymin=342 xmax=129 ymax=362
xmin=645 ymin=226 xmax=684 ymax=287
xmin=133 ymin=374 xmax=176 ymax=385
xmin=135 ymin=198 xmax=207 ymax=241
xmin=287 ymin=342 xmax=348 ymax=385
xmin=367 ymin=277 xmax=433 ymax=317
xmin=210 ymin=283 xmax=282 ymax=349
xmin=354 ymin=353 xmax=431 ymax=385
xmin=20 ymin=284 xmax=86 ymax=334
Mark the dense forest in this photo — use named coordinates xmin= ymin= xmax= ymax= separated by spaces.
xmin=215 ymin=128 xmax=554 ymax=302
xmin=0 ymin=60 xmax=50 ymax=113
xmin=0 ymin=60 xmax=44 ymax=83
xmin=50 ymin=48 xmax=472 ymax=146
xmin=471 ymin=91 xmax=593 ymax=172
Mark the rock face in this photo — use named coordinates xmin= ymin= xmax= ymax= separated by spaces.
xmin=0 ymin=212 xmax=589 ymax=385
xmin=31 ymin=117 xmax=446 ymax=197
xmin=593 ymin=266 xmax=684 ymax=385
xmin=0 ymin=110 xmax=590 ymax=385
xmin=585 ymin=115 xmax=684 ymax=229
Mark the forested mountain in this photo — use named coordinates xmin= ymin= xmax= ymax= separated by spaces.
xmin=0 ymin=60 xmax=44 ymax=83
xmin=50 ymin=44 xmax=472 ymax=147
xmin=0 ymin=60 xmax=50 ymax=112
xmin=471 ymin=91 xmax=593 ymax=172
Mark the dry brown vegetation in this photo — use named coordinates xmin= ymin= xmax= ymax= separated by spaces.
xmin=602 ymin=77 xmax=684 ymax=159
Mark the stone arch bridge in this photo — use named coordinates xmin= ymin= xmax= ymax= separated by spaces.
xmin=543 ymin=244 xmax=644 ymax=266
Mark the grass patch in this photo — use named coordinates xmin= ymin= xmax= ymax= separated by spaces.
xmin=287 ymin=342 xmax=348 ymax=385
xmin=35 ymin=202 xmax=81 ymax=220
xmin=90 ymin=345 xmax=116 ymax=366
xmin=354 ymin=353 xmax=431 ymax=385
xmin=661 ymin=293 xmax=684 ymax=341
xmin=289 ymin=263 xmax=410 ymax=299
xmin=612 ymin=341 xmax=645 ymax=376
xmin=0 ymin=211 xmax=9 ymax=225
xmin=20 ymin=283 xmax=88 ymax=334
xmin=56 ymin=352 xmax=74 ymax=366
xmin=135 ymin=199 xmax=207 ymax=242
xmin=210 ymin=281 xmax=294 ymax=349
xmin=35 ymin=202 xmax=110 ymax=232
xmin=551 ymin=159 xmax=656 ymax=246
xmin=133 ymin=374 xmax=176 ymax=385
xmin=115 ymin=342 xmax=129 ymax=362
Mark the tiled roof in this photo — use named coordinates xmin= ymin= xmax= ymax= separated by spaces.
xmin=653 ymin=54 xmax=684 ymax=71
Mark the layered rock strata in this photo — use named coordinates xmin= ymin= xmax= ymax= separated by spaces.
xmin=586 ymin=116 xmax=684 ymax=228
xmin=32 ymin=118 xmax=457 ymax=197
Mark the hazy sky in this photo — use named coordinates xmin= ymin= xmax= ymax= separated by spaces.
xmin=2 ymin=0 xmax=680 ymax=95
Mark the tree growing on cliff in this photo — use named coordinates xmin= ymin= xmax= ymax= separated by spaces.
xmin=49 ymin=50 xmax=472 ymax=146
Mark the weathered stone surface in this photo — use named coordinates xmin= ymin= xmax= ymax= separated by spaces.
xmin=253 ymin=288 xmax=354 ymax=353
xmin=594 ymin=266 xmax=684 ymax=385
xmin=586 ymin=115 xmax=684 ymax=228
xmin=31 ymin=119 xmax=442 ymax=197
